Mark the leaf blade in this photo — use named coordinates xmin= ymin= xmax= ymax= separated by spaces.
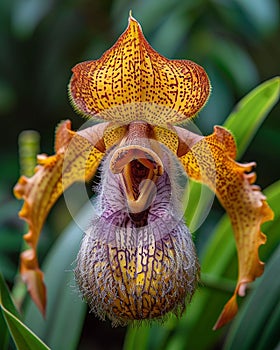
xmin=0 ymin=273 xmax=50 ymax=350
xmin=224 ymin=243 xmax=280 ymax=350
xmin=223 ymin=76 xmax=280 ymax=158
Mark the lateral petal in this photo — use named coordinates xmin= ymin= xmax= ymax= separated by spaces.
xmin=14 ymin=120 xmax=105 ymax=314
xmin=178 ymin=125 xmax=274 ymax=329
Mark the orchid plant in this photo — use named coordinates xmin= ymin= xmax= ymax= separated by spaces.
xmin=14 ymin=14 xmax=273 ymax=330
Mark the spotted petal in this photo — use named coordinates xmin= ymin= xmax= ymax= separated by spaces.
xmin=14 ymin=120 xmax=105 ymax=314
xmin=177 ymin=125 xmax=274 ymax=329
xmin=69 ymin=15 xmax=210 ymax=124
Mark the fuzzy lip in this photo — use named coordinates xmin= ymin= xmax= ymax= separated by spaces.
xmin=110 ymin=145 xmax=164 ymax=213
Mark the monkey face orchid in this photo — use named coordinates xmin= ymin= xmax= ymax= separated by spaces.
xmin=14 ymin=15 xmax=273 ymax=329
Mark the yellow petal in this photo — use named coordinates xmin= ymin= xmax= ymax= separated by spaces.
xmin=153 ymin=125 xmax=179 ymax=154
xmin=14 ymin=120 xmax=105 ymax=314
xmin=69 ymin=15 xmax=210 ymax=124
xmin=178 ymin=125 xmax=274 ymax=329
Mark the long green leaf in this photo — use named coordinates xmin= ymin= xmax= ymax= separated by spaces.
xmin=223 ymin=76 xmax=280 ymax=158
xmin=259 ymin=180 xmax=280 ymax=259
xmin=170 ymin=179 xmax=280 ymax=350
xmin=184 ymin=181 xmax=214 ymax=233
xmin=123 ymin=325 xmax=151 ymax=350
xmin=224 ymin=243 xmax=280 ymax=350
xmin=0 ymin=273 xmax=50 ymax=350
xmin=124 ymin=318 xmax=178 ymax=350
xmin=0 ymin=306 xmax=9 ymax=350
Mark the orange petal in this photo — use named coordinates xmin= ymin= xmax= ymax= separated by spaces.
xmin=14 ymin=120 xmax=105 ymax=314
xmin=177 ymin=125 xmax=274 ymax=329
xmin=212 ymin=295 xmax=238 ymax=331
xmin=69 ymin=15 xmax=210 ymax=124
xmin=20 ymin=249 xmax=46 ymax=316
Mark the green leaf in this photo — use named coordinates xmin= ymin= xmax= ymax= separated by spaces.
xmin=223 ymin=76 xmax=280 ymax=158
xmin=166 ymin=180 xmax=280 ymax=350
xmin=0 ymin=273 xmax=50 ymax=350
xmin=184 ymin=181 xmax=214 ymax=233
xmin=124 ymin=319 xmax=177 ymax=350
xmin=0 ymin=274 xmax=22 ymax=322
xmin=173 ymin=177 xmax=280 ymax=349
xmin=24 ymin=202 xmax=88 ymax=350
xmin=259 ymin=180 xmax=280 ymax=260
xmin=123 ymin=325 xmax=151 ymax=350
xmin=224 ymin=243 xmax=280 ymax=350
xmin=0 ymin=307 xmax=9 ymax=350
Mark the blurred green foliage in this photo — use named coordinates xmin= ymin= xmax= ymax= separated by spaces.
xmin=0 ymin=0 xmax=279 ymax=349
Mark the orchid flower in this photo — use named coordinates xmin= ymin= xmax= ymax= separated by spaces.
xmin=14 ymin=14 xmax=273 ymax=330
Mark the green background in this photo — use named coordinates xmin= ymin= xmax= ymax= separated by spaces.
xmin=0 ymin=0 xmax=279 ymax=349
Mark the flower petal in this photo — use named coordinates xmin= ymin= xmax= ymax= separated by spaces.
xmin=69 ymin=15 xmax=210 ymax=124
xmin=153 ymin=125 xmax=179 ymax=154
xmin=177 ymin=125 xmax=274 ymax=329
xmin=14 ymin=120 xmax=105 ymax=314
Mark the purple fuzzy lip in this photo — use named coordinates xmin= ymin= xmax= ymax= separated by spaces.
xmin=74 ymin=142 xmax=199 ymax=326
